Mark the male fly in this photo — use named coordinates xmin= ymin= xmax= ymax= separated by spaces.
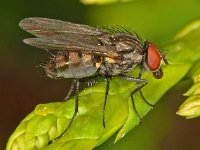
xmin=19 ymin=17 xmax=168 ymax=133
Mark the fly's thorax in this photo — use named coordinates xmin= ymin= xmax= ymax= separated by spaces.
xmin=114 ymin=35 xmax=143 ymax=54
xmin=98 ymin=51 xmax=143 ymax=75
xmin=98 ymin=33 xmax=144 ymax=75
xmin=45 ymin=52 xmax=98 ymax=79
xmin=99 ymin=33 xmax=143 ymax=52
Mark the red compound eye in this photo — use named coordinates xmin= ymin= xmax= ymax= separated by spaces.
xmin=146 ymin=43 xmax=161 ymax=72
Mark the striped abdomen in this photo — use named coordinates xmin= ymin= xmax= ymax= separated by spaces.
xmin=45 ymin=52 xmax=98 ymax=79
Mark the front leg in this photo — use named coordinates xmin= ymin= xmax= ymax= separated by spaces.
xmin=118 ymin=74 xmax=152 ymax=124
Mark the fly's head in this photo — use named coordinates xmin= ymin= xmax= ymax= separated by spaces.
xmin=143 ymin=41 xmax=168 ymax=79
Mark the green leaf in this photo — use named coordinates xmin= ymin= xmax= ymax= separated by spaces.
xmin=175 ymin=20 xmax=200 ymax=119
xmin=7 ymin=19 xmax=200 ymax=150
xmin=176 ymin=95 xmax=200 ymax=119
xmin=177 ymin=62 xmax=200 ymax=119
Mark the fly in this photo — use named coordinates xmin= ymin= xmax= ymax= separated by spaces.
xmin=19 ymin=17 xmax=168 ymax=135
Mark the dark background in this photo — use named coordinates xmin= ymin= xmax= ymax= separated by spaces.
xmin=1 ymin=0 xmax=200 ymax=149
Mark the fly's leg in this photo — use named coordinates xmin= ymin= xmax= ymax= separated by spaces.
xmin=130 ymin=80 xmax=147 ymax=124
xmin=61 ymin=75 xmax=101 ymax=134
xmin=63 ymin=74 xmax=109 ymax=129
xmin=138 ymin=67 xmax=154 ymax=108
xmin=138 ymin=65 xmax=144 ymax=79
xmin=118 ymin=74 xmax=148 ymax=124
xmin=65 ymin=75 xmax=108 ymax=128
xmin=103 ymin=77 xmax=111 ymax=128
xmin=64 ymin=75 xmax=101 ymax=101
xmin=64 ymin=80 xmax=76 ymax=101
xmin=139 ymin=90 xmax=154 ymax=108
xmin=67 ymin=79 xmax=80 ymax=128
xmin=58 ymin=79 xmax=80 ymax=139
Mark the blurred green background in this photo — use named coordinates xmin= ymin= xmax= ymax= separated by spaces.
xmin=0 ymin=0 xmax=200 ymax=149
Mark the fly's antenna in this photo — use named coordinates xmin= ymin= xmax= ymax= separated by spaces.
xmin=159 ymin=44 xmax=169 ymax=65
xmin=161 ymin=52 xmax=169 ymax=65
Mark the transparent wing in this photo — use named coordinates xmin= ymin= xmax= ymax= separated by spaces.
xmin=23 ymin=36 xmax=119 ymax=58
xmin=19 ymin=17 xmax=103 ymax=38
xmin=20 ymin=17 xmax=119 ymax=58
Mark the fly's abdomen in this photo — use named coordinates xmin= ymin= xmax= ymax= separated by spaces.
xmin=68 ymin=52 xmax=98 ymax=78
xmin=45 ymin=52 xmax=98 ymax=79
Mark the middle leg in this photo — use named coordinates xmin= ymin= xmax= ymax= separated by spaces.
xmin=102 ymin=77 xmax=111 ymax=128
